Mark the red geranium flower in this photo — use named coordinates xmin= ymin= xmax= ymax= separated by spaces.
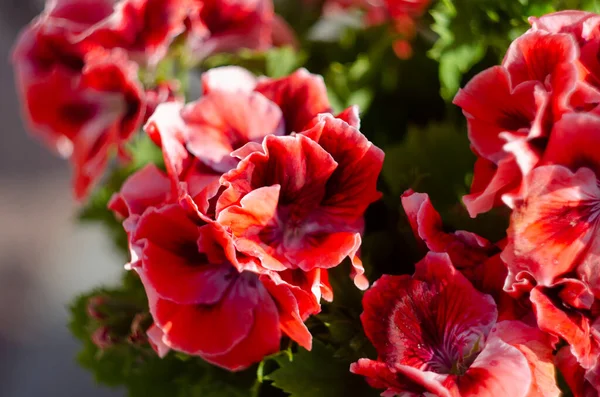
xmin=144 ymin=66 xmax=353 ymax=218
xmin=109 ymin=165 xmax=327 ymax=369
xmin=351 ymin=252 xmax=558 ymax=397
xmin=215 ymin=114 xmax=384 ymax=289
xmin=400 ymin=190 xmax=530 ymax=322
xmin=12 ymin=0 xmax=195 ymax=198
xmin=502 ymin=112 xmax=600 ymax=384
xmin=454 ymin=15 xmax=600 ymax=217
xmin=13 ymin=15 xmax=145 ymax=198
xmin=186 ymin=0 xmax=274 ymax=60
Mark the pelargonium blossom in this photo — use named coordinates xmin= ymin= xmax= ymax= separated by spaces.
xmin=13 ymin=0 xmax=283 ymax=199
xmin=13 ymin=18 xmax=145 ymax=198
xmin=502 ymin=112 xmax=600 ymax=384
xmin=11 ymin=0 xmax=186 ymax=198
xmin=185 ymin=0 xmax=275 ymax=60
xmin=215 ymin=113 xmax=384 ymax=289
xmin=453 ymin=11 xmax=600 ymax=217
xmin=109 ymin=164 xmax=328 ymax=369
xmin=400 ymin=190 xmax=529 ymax=322
xmin=144 ymin=66 xmax=353 ymax=218
xmin=351 ymin=252 xmax=559 ymax=397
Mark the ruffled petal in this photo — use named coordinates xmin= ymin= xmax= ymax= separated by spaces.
xmin=454 ymin=336 xmax=532 ymax=397
xmin=255 ymin=68 xmax=331 ymax=133
xmin=463 ymin=156 xmax=522 ymax=217
xmin=183 ymin=91 xmax=284 ymax=173
xmin=503 ymin=165 xmax=600 ymax=286
xmin=453 ymin=66 xmax=548 ymax=163
xmin=108 ymin=164 xmax=171 ymax=219
xmin=491 ymin=321 xmax=560 ymax=397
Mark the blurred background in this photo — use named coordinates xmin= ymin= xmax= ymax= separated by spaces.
xmin=0 ymin=1 xmax=123 ymax=396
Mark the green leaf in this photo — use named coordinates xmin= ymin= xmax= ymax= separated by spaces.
xmin=381 ymin=121 xmax=508 ymax=241
xmin=437 ymin=42 xmax=485 ymax=100
xmin=69 ymin=273 xmax=258 ymax=397
xmin=267 ymin=340 xmax=379 ymax=397
xmin=265 ymin=46 xmax=307 ymax=78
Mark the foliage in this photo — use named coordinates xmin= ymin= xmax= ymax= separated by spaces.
xmin=430 ymin=0 xmax=600 ymax=99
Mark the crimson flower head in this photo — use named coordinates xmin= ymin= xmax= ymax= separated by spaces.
xmin=215 ymin=114 xmax=383 ymax=289
xmin=185 ymin=0 xmax=275 ymax=60
xmin=144 ymin=66 xmax=357 ymax=217
xmin=501 ymin=112 xmax=600 ymax=389
xmin=13 ymin=0 xmax=282 ymax=199
xmin=351 ymin=252 xmax=559 ymax=397
xmin=13 ymin=19 xmax=145 ymax=198
xmin=453 ymin=11 xmax=600 ymax=217
xmin=400 ymin=190 xmax=531 ymax=322
xmin=11 ymin=0 xmax=191 ymax=198
xmin=109 ymin=163 xmax=328 ymax=370
xmin=108 ymin=65 xmax=384 ymax=369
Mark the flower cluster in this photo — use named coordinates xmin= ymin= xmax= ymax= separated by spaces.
xmin=349 ymin=10 xmax=600 ymax=397
xmin=452 ymin=10 xmax=600 ymax=395
xmin=109 ymin=66 xmax=384 ymax=370
xmin=12 ymin=0 xmax=277 ymax=199
xmin=351 ymin=191 xmax=559 ymax=396
xmin=322 ymin=0 xmax=431 ymax=58
xmin=17 ymin=1 xmax=600 ymax=395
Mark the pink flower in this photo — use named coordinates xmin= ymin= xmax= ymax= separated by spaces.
xmin=351 ymin=252 xmax=559 ymax=397
xmin=501 ymin=112 xmax=600 ymax=386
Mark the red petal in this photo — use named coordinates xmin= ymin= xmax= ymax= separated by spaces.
xmin=302 ymin=115 xmax=383 ymax=221
xmin=463 ymin=156 xmax=522 ymax=217
xmin=529 ymin=11 xmax=600 ymax=43
xmin=503 ymin=30 xmax=578 ymax=88
xmin=542 ymin=112 xmax=600 ymax=177
xmin=201 ymin=66 xmax=258 ymax=95
xmin=453 ymin=66 xmax=548 ymax=164
xmin=455 ymin=336 xmax=532 ymax=397
xmin=350 ymin=359 xmax=408 ymax=393
xmin=147 ymin=271 xmax=281 ymax=371
xmin=183 ymin=90 xmax=283 ymax=173
xmin=187 ymin=0 xmax=274 ymax=60
xmin=491 ymin=321 xmax=560 ymax=397
xmin=152 ymin=272 xmax=257 ymax=356
xmin=255 ymin=68 xmax=331 ymax=133
xmin=530 ymin=286 xmax=595 ymax=368
xmin=555 ymin=346 xmax=597 ymax=397
xmin=217 ymin=185 xmax=287 ymax=271
xmin=503 ymin=165 xmax=600 ymax=286
xmin=401 ymin=190 xmax=495 ymax=267
xmin=108 ymin=164 xmax=171 ymax=219
xmin=335 ymin=105 xmax=361 ymax=128
xmin=145 ymin=101 xmax=223 ymax=218
xmin=260 ymin=272 xmax=315 ymax=350
xmin=350 ymin=359 xmax=449 ymax=396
